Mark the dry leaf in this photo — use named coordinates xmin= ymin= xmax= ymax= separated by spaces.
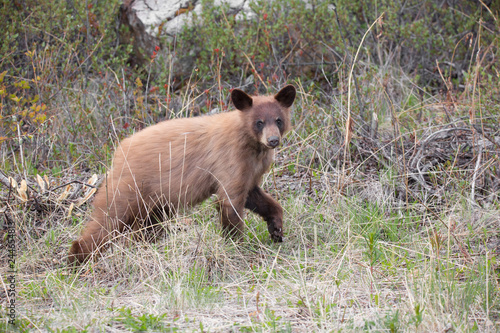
xmin=87 ymin=174 xmax=98 ymax=186
xmin=57 ymin=184 xmax=72 ymax=202
xmin=18 ymin=179 xmax=28 ymax=202
xmin=76 ymin=188 xmax=97 ymax=207
xmin=36 ymin=174 xmax=46 ymax=192
xmin=9 ymin=177 xmax=17 ymax=189
xmin=44 ymin=175 xmax=50 ymax=188
xmin=67 ymin=202 xmax=75 ymax=218
xmin=345 ymin=115 xmax=354 ymax=145
xmin=248 ymin=311 xmax=260 ymax=319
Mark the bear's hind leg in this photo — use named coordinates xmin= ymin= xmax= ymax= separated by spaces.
xmin=68 ymin=189 xmax=134 ymax=265
xmin=218 ymin=196 xmax=246 ymax=241
xmin=67 ymin=214 xmax=110 ymax=265
xmin=132 ymin=202 xmax=173 ymax=242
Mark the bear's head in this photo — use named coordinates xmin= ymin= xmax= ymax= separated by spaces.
xmin=231 ymin=85 xmax=296 ymax=149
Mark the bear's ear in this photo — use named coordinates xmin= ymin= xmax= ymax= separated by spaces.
xmin=274 ymin=85 xmax=296 ymax=108
xmin=231 ymin=89 xmax=253 ymax=111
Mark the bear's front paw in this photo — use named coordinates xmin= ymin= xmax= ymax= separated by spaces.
xmin=270 ymin=227 xmax=284 ymax=242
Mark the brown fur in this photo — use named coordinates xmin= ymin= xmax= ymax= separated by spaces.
xmin=68 ymin=85 xmax=296 ymax=265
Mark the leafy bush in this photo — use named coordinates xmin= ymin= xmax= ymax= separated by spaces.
xmin=0 ymin=0 xmax=131 ymax=170
xmin=174 ymin=0 xmax=498 ymax=93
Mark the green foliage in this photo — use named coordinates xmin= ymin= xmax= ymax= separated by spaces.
xmin=0 ymin=0 xmax=130 ymax=172
xmin=174 ymin=0 xmax=498 ymax=92
xmin=363 ymin=228 xmax=382 ymax=268
xmin=175 ymin=0 xmax=340 ymax=93
xmin=0 ymin=0 xmax=127 ymax=78
xmin=410 ymin=303 xmax=425 ymax=330
xmin=111 ymin=307 xmax=174 ymax=331
xmin=383 ymin=310 xmax=400 ymax=333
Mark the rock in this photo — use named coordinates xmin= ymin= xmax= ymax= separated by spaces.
xmin=120 ymin=0 xmax=254 ymax=65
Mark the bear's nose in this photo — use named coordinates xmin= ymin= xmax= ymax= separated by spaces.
xmin=267 ymin=136 xmax=279 ymax=148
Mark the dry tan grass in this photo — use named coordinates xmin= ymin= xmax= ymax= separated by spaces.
xmin=2 ymin=158 xmax=499 ymax=331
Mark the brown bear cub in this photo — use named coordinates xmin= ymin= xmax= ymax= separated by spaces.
xmin=68 ymin=85 xmax=296 ymax=265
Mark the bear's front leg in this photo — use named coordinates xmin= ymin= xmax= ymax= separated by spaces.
xmin=245 ymin=186 xmax=284 ymax=242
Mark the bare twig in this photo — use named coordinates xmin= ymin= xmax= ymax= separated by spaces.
xmin=333 ymin=5 xmax=369 ymax=135
xmin=470 ymin=146 xmax=483 ymax=203
xmin=0 ymin=172 xmax=12 ymax=189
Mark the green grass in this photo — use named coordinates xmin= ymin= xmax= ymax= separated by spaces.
xmin=1 ymin=174 xmax=499 ymax=331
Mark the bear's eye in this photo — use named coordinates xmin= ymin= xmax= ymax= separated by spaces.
xmin=256 ymin=120 xmax=264 ymax=130
xmin=276 ymin=118 xmax=283 ymax=128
